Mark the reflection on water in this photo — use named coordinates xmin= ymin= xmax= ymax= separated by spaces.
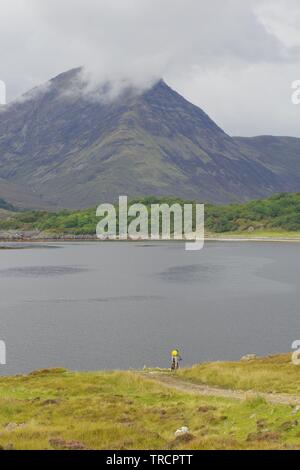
xmin=158 ymin=264 xmax=221 ymax=283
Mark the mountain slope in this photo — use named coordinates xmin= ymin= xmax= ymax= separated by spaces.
xmin=0 ymin=177 xmax=56 ymax=210
xmin=0 ymin=68 xmax=299 ymax=209
xmin=235 ymin=136 xmax=300 ymax=189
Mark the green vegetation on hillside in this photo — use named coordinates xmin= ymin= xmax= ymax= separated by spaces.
xmin=0 ymin=193 xmax=299 ymax=236
xmin=1 ymin=356 xmax=300 ymax=450
xmin=206 ymin=193 xmax=300 ymax=233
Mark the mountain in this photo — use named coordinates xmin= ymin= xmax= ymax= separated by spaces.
xmin=0 ymin=177 xmax=56 ymax=210
xmin=0 ymin=68 xmax=299 ymax=209
xmin=0 ymin=196 xmax=15 ymax=211
xmin=234 ymin=136 xmax=300 ymax=189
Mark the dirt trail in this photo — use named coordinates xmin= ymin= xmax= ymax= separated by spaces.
xmin=142 ymin=372 xmax=300 ymax=406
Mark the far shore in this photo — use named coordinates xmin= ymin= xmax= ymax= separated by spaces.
xmin=1 ymin=233 xmax=300 ymax=245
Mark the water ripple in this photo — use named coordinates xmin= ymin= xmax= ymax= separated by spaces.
xmin=0 ymin=265 xmax=88 ymax=278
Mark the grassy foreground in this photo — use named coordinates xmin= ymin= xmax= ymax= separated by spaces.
xmin=1 ymin=355 xmax=300 ymax=450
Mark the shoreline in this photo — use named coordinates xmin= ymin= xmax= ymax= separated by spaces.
xmin=1 ymin=235 xmax=300 ymax=244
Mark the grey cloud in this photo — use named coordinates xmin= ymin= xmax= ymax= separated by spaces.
xmin=0 ymin=0 xmax=300 ymax=136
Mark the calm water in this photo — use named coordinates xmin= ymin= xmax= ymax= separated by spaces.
xmin=0 ymin=241 xmax=299 ymax=375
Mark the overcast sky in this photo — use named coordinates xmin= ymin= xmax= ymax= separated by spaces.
xmin=1 ymin=0 xmax=300 ymax=136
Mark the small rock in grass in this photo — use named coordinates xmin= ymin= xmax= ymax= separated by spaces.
xmin=292 ymin=406 xmax=300 ymax=415
xmin=175 ymin=426 xmax=189 ymax=437
xmin=240 ymin=354 xmax=257 ymax=362
xmin=4 ymin=423 xmax=26 ymax=431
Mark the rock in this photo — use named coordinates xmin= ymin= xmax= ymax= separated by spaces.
xmin=4 ymin=423 xmax=17 ymax=431
xmin=240 ymin=354 xmax=257 ymax=362
xmin=4 ymin=422 xmax=26 ymax=431
xmin=175 ymin=426 xmax=189 ymax=437
xmin=291 ymin=406 xmax=300 ymax=415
